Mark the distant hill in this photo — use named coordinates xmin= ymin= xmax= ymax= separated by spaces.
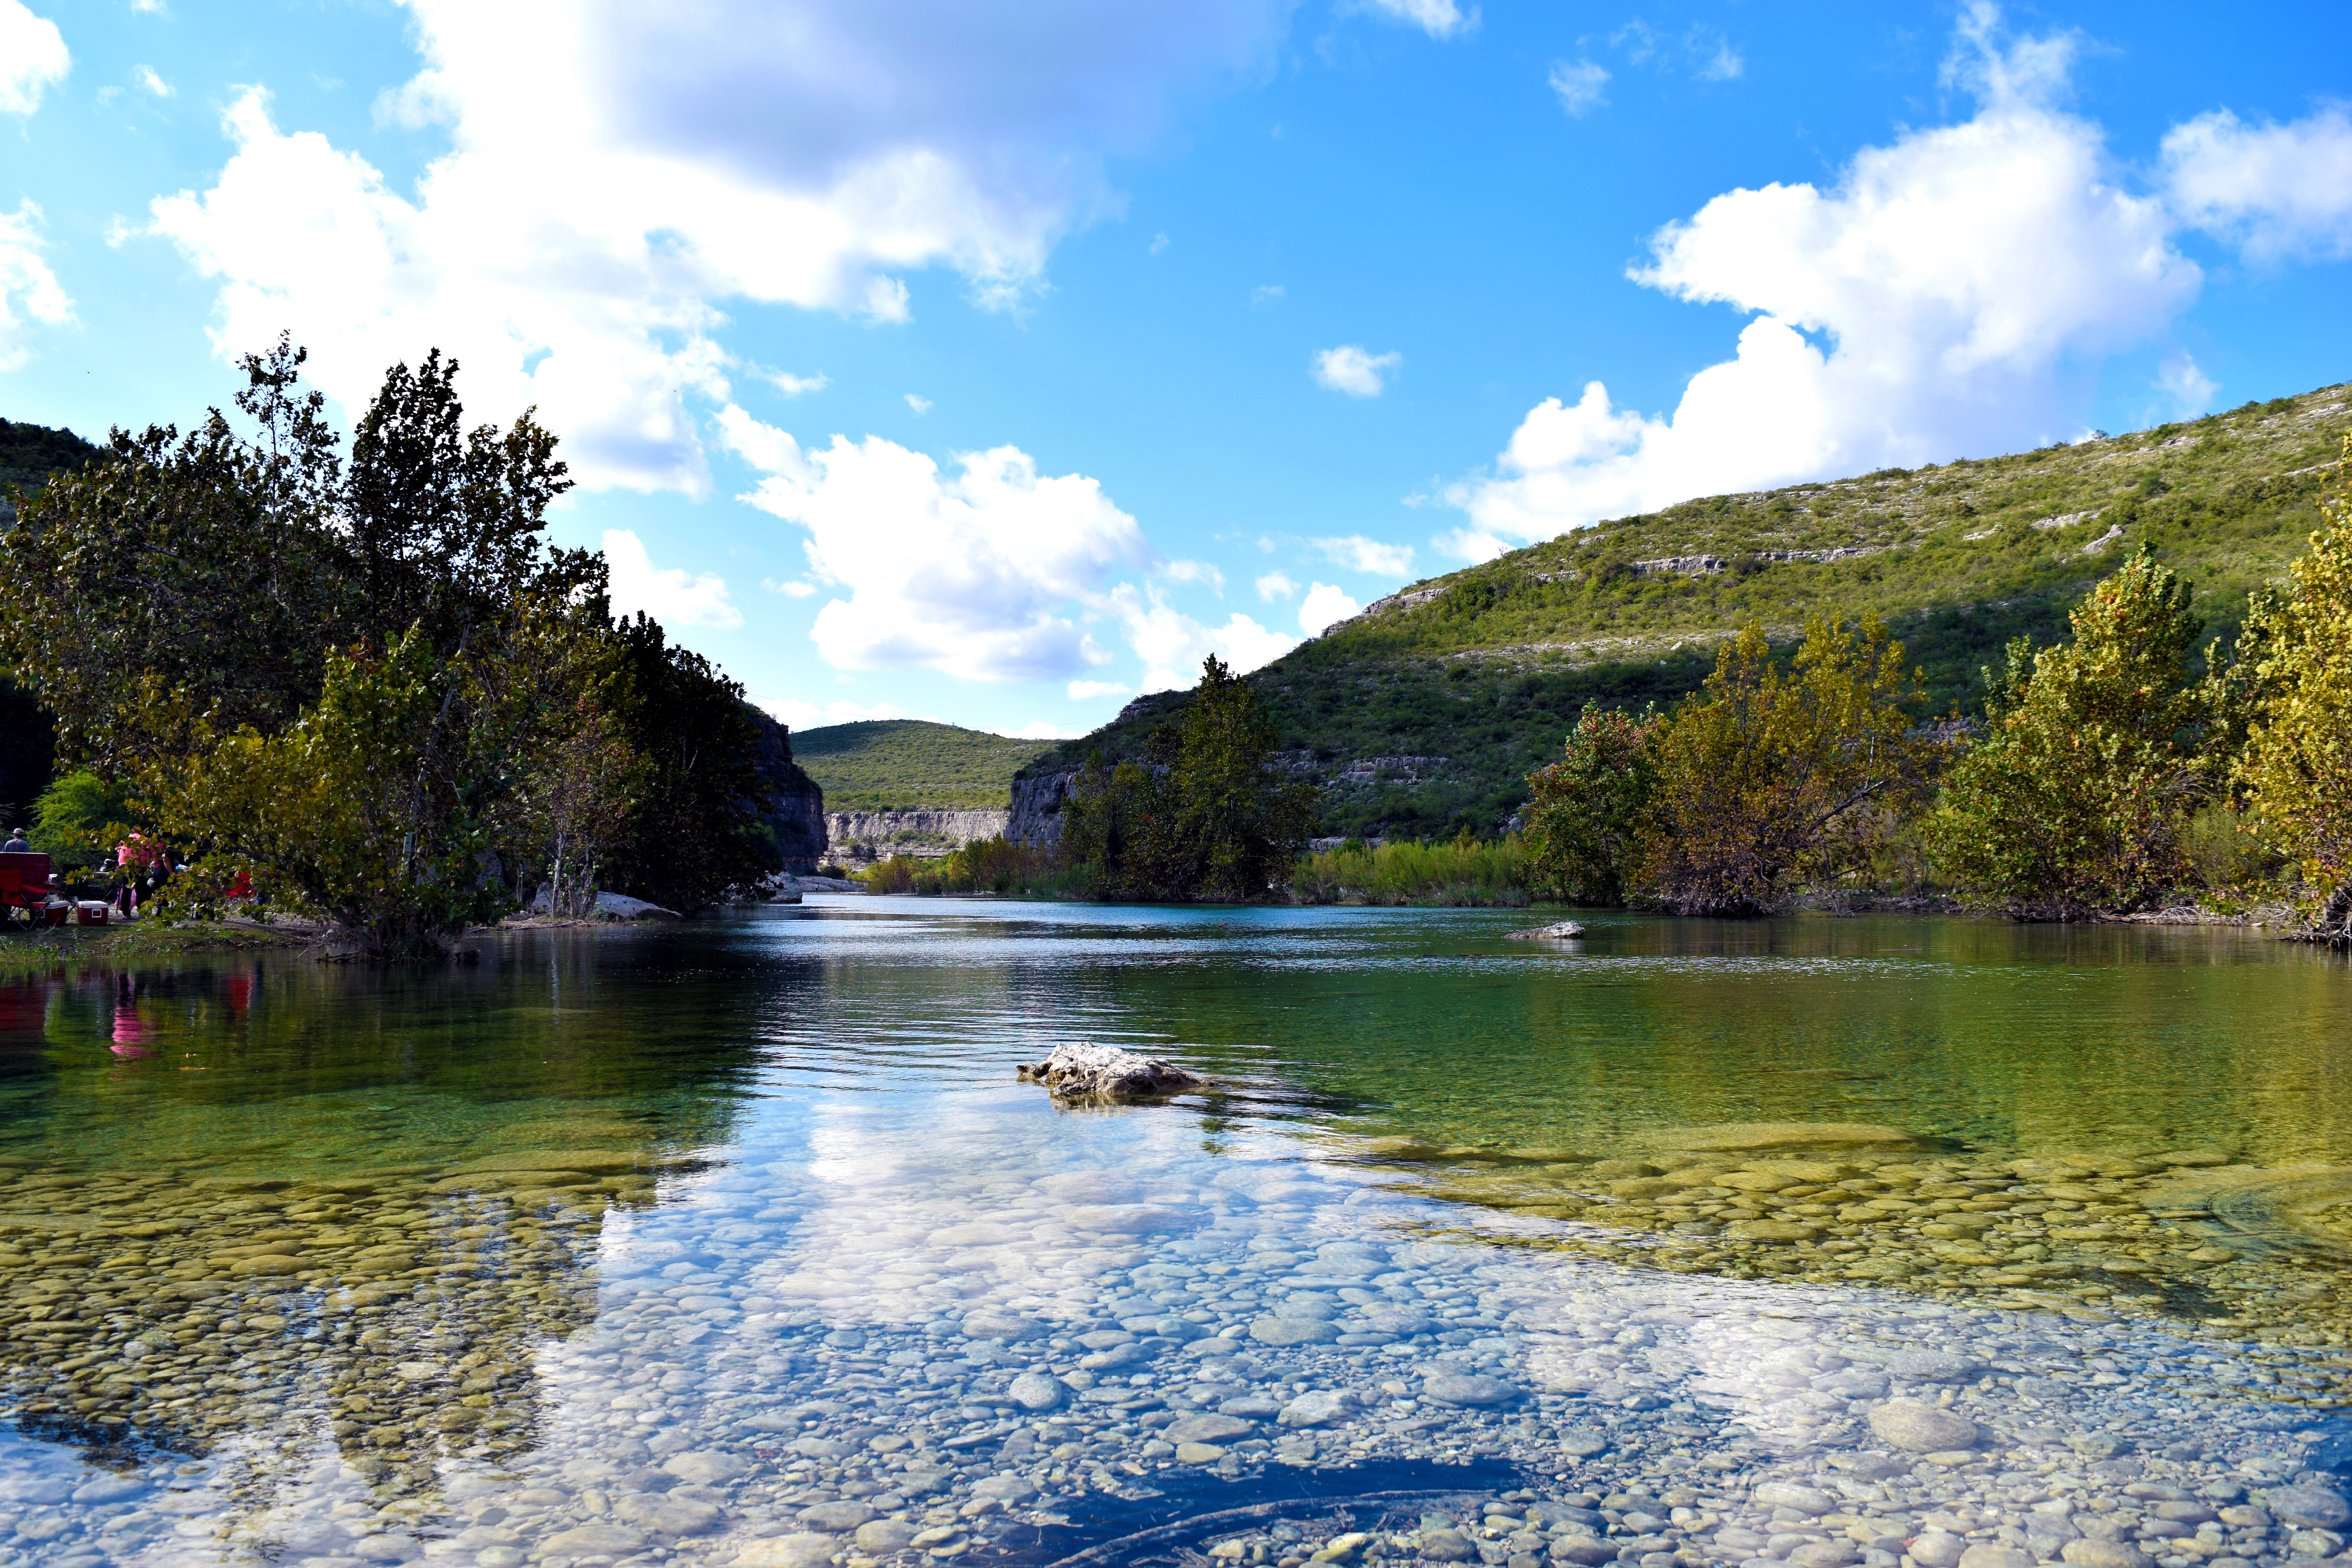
xmin=791 ymin=719 xmax=1055 ymax=811
xmin=0 ymin=417 xmax=103 ymax=525
xmin=1017 ymin=382 xmax=2350 ymax=843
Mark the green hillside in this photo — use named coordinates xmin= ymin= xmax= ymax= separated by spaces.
xmin=792 ymin=719 xmax=1054 ymax=811
xmin=0 ymin=417 xmax=102 ymax=524
xmin=1022 ymin=381 xmax=2350 ymax=841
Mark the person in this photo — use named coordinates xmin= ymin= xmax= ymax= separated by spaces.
xmin=1 ymin=829 xmax=26 ymax=853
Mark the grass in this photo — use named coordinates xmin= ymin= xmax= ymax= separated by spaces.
xmin=790 ymin=719 xmax=1056 ymax=811
xmin=1289 ymin=837 xmax=1532 ymax=906
xmin=1022 ymin=384 xmax=2351 ymax=841
xmin=0 ymin=918 xmax=309 ymax=975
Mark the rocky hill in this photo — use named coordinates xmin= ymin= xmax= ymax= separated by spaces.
xmin=793 ymin=719 xmax=1054 ymax=861
xmin=1014 ymin=382 xmax=2349 ymax=844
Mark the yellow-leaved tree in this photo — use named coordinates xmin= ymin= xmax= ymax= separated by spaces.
xmin=2236 ymin=433 xmax=2352 ymax=944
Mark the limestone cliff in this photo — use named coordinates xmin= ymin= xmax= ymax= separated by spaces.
xmin=826 ymin=809 xmax=1009 ymax=862
xmin=1007 ymin=769 xmax=1079 ymax=848
xmin=744 ymin=710 xmax=828 ymax=873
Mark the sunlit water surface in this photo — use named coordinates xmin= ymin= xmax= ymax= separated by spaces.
xmin=2 ymin=904 xmax=2351 ymax=1568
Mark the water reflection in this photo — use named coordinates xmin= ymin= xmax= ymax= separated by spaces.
xmin=0 ymin=907 xmax=2345 ymax=1568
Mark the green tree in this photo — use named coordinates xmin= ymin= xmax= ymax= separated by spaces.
xmin=1641 ymin=617 xmax=1937 ymax=915
xmin=1927 ymin=545 xmax=2221 ymax=917
xmin=2234 ymin=435 xmax=2352 ymax=942
xmin=1522 ymin=703 xmax=1661 ymax=906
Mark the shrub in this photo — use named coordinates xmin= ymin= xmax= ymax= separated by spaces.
xmin=1521 ymin=703 xmax=1661 ymax=905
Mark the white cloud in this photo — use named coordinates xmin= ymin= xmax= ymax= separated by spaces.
xmin=1007 ymin=720 xmax=1080 ymax=739
xmin=2155 ymin=352 xmax=2218 ymax=419
xmin=762 ymin=576 xmax=819 ymax=598
xmin=2163 ymin=106 xmax=2352 ymax=262
xmin=1112 ymin=584 xmax=1295 ymax=693
xmin=133 ymin=64 xmax=172 ymax=98
xmin=1548 ymin=60 xmax=1609 ymax=117
xmin=1299 ymin=582 xmax=1359 ymax=635
xmin=904 ymin=393 xmax=933 ymax=414
xmin=0 ymin=3 xmax=67 ymax=117
xmin=1444 ymin=8 xmax=2200 ymax=560
xmin=723 ymin=407 xmax=1147 ymax=682
xmin=1312 ymin=533 xmax=1414 ymax=576
xmin=1353 ymin=0 xmax=1476 ymax=40
xmin=764 ymin=697 xmax=906 ymax=728
xmin=0 ymin=200 xmax=72 ymax=370
xmin=1067 ymin=679 xmax=1130 ymax=701
xmin=1250 ymin=283 xmax=1285 ymax=307
xmin=1149 ymin=232 xmax=1169 ymax=256
xmin=763 ymin=369 xmax=829 ymax=397
xmin=1161 ymin=559 xmax=1225 ymax=594
xmin=1695 ymin=42 xmax=1744 ymax=82
xmin=1312 ymin=344 xmax=1401 ymax=397
xmin=603 ymin=529 xmax=745 ymax=630
xmin=142 ymin=0 xmax=1289 ymax=489
xmin=1254 ymin=570 xmax=1298 ymax=601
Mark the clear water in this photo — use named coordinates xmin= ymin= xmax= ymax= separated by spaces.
xmin=1 ymin=903 xmax=2348 ymax=1568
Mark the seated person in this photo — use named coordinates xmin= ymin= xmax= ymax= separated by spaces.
xmin=1 ymin=829 xmax=27 ymax=854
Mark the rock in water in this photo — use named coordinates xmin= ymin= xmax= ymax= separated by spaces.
xmin=1869 ymin=1399 xmax=1980 ymax=1452
xmin=1018 ymin=1042 xmax=1203 ymax=1099
xmin=1506 ymin=920 xmax=1586 ymax=940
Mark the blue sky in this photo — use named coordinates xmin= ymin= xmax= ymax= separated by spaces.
xmin=3 ymin=0 xmax=2350 ymax=738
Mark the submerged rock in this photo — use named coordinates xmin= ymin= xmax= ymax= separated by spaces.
xmin=1018 ymin=1042 xmax=1203 ymax=1099
xmin=1507 ymin=920 xmax=1587 ymax=940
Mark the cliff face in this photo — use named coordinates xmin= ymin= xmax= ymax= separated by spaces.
xmin=826 ymin=809 xmax=1009 ymax=862
xmin=743 ymin=710 xmax=828 ymax=873
xmin=1007 ymin=769 xmax=1078 ymax=848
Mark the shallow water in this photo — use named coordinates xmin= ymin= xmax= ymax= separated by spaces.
xmin=2 ymin=904 xmax=2350 ymax=1568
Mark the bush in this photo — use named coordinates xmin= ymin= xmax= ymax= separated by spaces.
xmin=858 ymin=838 xmax=1075 ymax=897
xmin=1289 ymin=835 xmax=1529 ymax=906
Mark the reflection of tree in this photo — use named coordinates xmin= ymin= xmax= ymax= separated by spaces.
xmin=0 ymin=940 xmax=762 ymax=1506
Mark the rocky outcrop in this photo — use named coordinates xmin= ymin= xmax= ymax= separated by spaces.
xmin=742 ymin=710 xmax=828 ymax=874
xmin=1018 ymin=1043 xmax=1202 ymax=1100
xmin=1007 ymin=769 xmax=1080 ymax=848
xmin=826 ymin=809 xmax=1008 ymax=862
xmin=1506 ymin=920 xmax=1587 ymax=940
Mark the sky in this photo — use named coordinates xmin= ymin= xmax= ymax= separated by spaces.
xmin=2 ymin=1 xmax=2350 ymax=739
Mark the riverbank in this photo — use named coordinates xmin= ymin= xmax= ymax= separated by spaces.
xmin=0 ymin=918 xmax=312 ymax=975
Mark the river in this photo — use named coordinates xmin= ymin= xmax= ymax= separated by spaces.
xmin=0 ymin=902 xmax=2348 ymax=1568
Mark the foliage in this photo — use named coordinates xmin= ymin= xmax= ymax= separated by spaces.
xmin=1289 ymin=834 xmax=1530 ymax=906
xmin=529 ymin=701 xmax=650 ymax=921
xmin=1522 ymin=703 xmax=1662 ymax=905
xmin=1059 ymin=657 xmax=1318 ymax=901
xmin=791 ymin=719 xmax=1053 ymax=811
xmin=2234 ymin=434 xmax=2352 ymax=941
xmin=29 ymin=769 xmax=131 ymax=864
xmin=594 ymin=615 xmax=779 ymax=912
xmin=860 ymin=838 xmax=1069 ymax=897
xmin=1639 ymin=617 xmax=1939 ymax=915
xmin=1020 ymin=384 xmax=2344 ymax=840
xmin=1927 ymin=546 xmax=2223 ymax=917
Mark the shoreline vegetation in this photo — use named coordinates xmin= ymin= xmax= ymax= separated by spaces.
xmin=866 ymin=438 xmax=2352 ymax=940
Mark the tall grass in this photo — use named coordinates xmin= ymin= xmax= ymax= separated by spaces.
xmin=1289 ymin=835 xmax=1532 ymax=906
xmin=858 ymin=837 xmax=1091 ymax=897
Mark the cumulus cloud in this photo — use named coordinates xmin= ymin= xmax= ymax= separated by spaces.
xmin=1312 ymin=344 xmax=1401 ymax=397
xmin=143 ymin=0 xmax=1289 ymax=488
xmin=0 ymin=201 xmax=73 ymax=370
xmin=723 ymin=407 xmax=1147 ymax=682
xmin=1067 ymin=679 xmax=1129 ymax=701
xmin=1161 ymin=559 xmax=1225 ymax=594
xmin=1254 ymin=570 xmax=1298 ymax=601
xmin=1111 ymin=584 xmax=1295 ymax=693
xmin=1352 ymin=0 xmax=1476 ymax=40
xmin=763 ymin=369 xmax=829 ymax=397
xmin=1548 ymin=60 xmax=1609 ymax=117
xmin=1444 ymin=7 xmax=2200 ymax=559
xmin=1299 ymin=583 xmax=1359 ymax=636
xmin=2163 ymin=106 xmax=2352 ymax=262
xmin=0 ymin=3 xmax=67 ymax=116
xmin=603 ymin=529 xmax=744 ymax=630
xmin=2155 ymin=352 xmax=2218 ymax=419
xmin=1313 ymin=533 xmax=1414 ymax=575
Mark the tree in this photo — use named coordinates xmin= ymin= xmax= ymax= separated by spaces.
xmin=2234 ymin=434 xmax=2352 ymax=942
xmin=1927 ymin=545 xmax=2221 ymax=917
xmin=1641 ymin=617 xmax=1937 ymax=915
xmin=1523 ymin=703 xmax=1662 ymax=906
xmin=1058 ymin=657 xmax=1318 ymax=901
